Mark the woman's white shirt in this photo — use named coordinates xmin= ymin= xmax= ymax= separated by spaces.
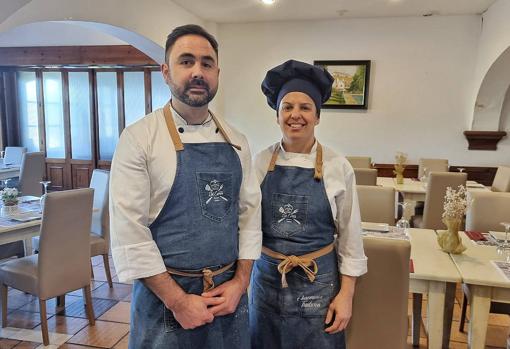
xmin=254 ymin=142 xmax=367 ymax=277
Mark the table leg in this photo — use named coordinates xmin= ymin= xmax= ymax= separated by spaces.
xmin=468 ymin=285 xmax=491 ymax=349
xmin=442 ymin=282 xmax=456 ymax=348
xmin=412 ymin=293 xmax=422 ymax=346
xmin=23 ymin=238 xmax=33 ymax=256
xmin=427 ymin=281 xmax=446 ymax=349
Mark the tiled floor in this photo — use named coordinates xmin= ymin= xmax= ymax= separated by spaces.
xmin=0 ymin=255 xmax=508 ymax=348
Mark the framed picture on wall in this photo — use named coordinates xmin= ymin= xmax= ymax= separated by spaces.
xmin=313 ymin=60 xmax=371 ymax=109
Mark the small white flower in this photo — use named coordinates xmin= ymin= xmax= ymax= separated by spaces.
xmin=442 ymin=185 xmax=470 ymax=220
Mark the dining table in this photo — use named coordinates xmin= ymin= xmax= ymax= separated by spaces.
xmin=449 ymin=231 xmax=510 ymax=349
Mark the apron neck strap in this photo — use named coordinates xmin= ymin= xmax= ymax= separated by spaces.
xmin=267 ymin=142 xmax=324 ymax=180
xmin=163 ymin=103 xmax=242 ymax=152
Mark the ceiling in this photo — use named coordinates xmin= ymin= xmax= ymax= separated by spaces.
xmin=172 ymin=0 xmax=498 ymax=23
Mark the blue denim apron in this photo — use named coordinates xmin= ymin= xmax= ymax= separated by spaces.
xmin=250 ymin=143 xmax=345 ymax=349
xmin=129 ymin=104 xmax=249 ymax=349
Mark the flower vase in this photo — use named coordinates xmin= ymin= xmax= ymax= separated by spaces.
xmin=395 ymin=172 xmax=404 ymax=185
xmin=1 ymin=202 xmax=18 ymax=216
xmin=437 ymin=218 xmax=466 ymax=254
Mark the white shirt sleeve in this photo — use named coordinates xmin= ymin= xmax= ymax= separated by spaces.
xmin=334 ymin=163 xmax=368 ymax=277
xmin=237 ymin=137 xmax=263 ymax=260
xmin=109 ymin=128 xmax=167 ymax=283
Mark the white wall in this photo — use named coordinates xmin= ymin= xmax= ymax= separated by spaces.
xmin=218 ymin=15 xmax=509 ymax=166
xmin=0 ymin=22 xmax=126 ymax=47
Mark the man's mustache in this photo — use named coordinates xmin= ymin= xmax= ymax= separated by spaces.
xmin=185 ymin=79 xmax=209 ymax=91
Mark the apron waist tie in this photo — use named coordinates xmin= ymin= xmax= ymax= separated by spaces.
xmin=166 ymin=262 xmax=236 ymax=292
xmin=261 ymin=243 xmax=335 ymax=288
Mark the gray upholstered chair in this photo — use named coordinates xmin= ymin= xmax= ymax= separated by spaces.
xmin=354 ymin=168 xmax=377 ymax=186
xmin=2 ymin=146 xmax=27 ymax=166
xmin=346 ymin=237 xmax=410 ymax=349
xmin=459 ymin=191 xmax=510 ymax=331
xmin=16 ymin=152 xmax=45 ymax=196
xmin=346 ymin=156 xmax=372 ymax=169
xmin=32 ymin=169 xmax=112 ymax=287
xmin=491 ymin=166 xmax=510 ymax=192
xmin=417 ymin=158 xmax=449 ymax=180
xmin=412 ymin=172 xmax=467 ymax=230
xmin=0 ymin=188 xmax=95 ymax=346
xmin=357 ymin=185 xmax=395 ymax=225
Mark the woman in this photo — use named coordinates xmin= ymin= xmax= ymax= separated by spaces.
xmin=250 ymin=60 xmax=367 ymax=349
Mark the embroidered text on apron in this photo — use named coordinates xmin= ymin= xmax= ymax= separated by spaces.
xmin=250 ymin=143 xmax=346 ymax=349
xmin=129 ymin=104 xmax=249 ymax=349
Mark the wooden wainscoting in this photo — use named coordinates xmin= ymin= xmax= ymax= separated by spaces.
xmin=71 ymin=161 xmax=95 ymax=189
xmin=373 ymin=164 xmax=419 ymax=179
xmin=45 ymin=159 xmax=69 ymax=191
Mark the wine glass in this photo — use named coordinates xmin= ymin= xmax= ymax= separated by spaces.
xmin=39 ymin=181 xmax=51 ymax=212
xmin=458 ymin=167 xmax=465 ymax=173
xmin=500 ymin=222 xmax=510 ymax=251
xmin=396 ymin=202 xmax=411 ymax=235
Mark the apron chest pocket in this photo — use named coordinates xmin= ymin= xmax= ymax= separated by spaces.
xmin=196 ymin=172 xmax=233 ymax=222
xmin=271 ymin=193 xmax=308 ymax=237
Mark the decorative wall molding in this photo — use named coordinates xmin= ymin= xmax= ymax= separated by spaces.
xmin=463 ymin=130 xmax=507 ymax=150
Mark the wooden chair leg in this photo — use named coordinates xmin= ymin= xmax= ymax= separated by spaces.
xmin=459 ymin=294 xmax=468 ymax=332
xmin=90 ymin=262 xmax=95 ymax=279
xmin=56 ymin=294 xmax=66 ymax=307
xmin=83 ymin=285 xmax=95 ymax=326
xmin=102 ymin=254 xmax=114 ymax=288
xmin=39 ymin=299 xmax=49 ymax=346
xmin=1 ymin=283 xmax=8 ymax=328
xmin=412 ymin=293 xmax=423 ymax=347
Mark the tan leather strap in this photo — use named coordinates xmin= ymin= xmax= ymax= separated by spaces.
xmin=163 ymin=103 xmax=241 ymax=152
xmin=209 ymin=111 xmax=242 ymax=151
xmin=261 ymin=243 xmax=334 ymax=288
xmin=163 ymin=103 xmax=184 ymax=151
xmin=266 ymin=141 xmax=324 ymax=180
xmin=167 ymin=262 xmax=235 ymax=292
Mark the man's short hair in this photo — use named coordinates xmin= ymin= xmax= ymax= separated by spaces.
xmin=165 ymin=24 xmax=219 ymax=63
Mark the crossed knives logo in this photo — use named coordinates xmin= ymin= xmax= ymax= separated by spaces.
xmin=278 ymin=203 xmax=301 ymax=225
xmin=205 ymin=179 xmax=228 ymax=204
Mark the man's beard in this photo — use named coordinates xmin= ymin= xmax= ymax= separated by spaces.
xmin=169 ymin=78 xmax=217 ymax=107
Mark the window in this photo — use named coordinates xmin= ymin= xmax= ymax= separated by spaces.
xmin=124 ymin=71 xmax=146 ymax=127
xmin=151 ymin=71 xmax=169 ymax=110
xmin=96 ymin=72 xmax=119 ymax=161
xmin=68 ymin=72 xmax=92 ymax=160
xmin=16 ymin=71 xmax=39 ymax=152
xmin=42 ymin=72 xmax=65 ymax=158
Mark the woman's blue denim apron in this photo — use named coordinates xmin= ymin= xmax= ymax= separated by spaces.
xmin=250 ymin=144 xmax=345 ymax=349
xmin=129 ymin=105 xmax=249 ymax=349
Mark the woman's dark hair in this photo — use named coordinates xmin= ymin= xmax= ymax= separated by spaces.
xmin=165 ymin=24 xmax=219 ymax=63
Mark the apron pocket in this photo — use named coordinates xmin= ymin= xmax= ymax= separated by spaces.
xmin=196 ymin=172 xmax=233 ymax=222
xmin=290 ymin=272 xmax=335 ymax=318
xmin=271 ymin=193 xmax=308 ymax=238
xmin=163 ymin=306 xmax=182 ymax=333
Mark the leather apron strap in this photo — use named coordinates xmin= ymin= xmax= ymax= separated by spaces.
xmin=163 ymin=103 xmax=241 ymax=152
xmin=267 ymin=142 xmax=324 ymax=180
xmin=167 ymin=262 xmax=236 ymax=292
xmin=262 ymin=243 xmax=334 ymax=288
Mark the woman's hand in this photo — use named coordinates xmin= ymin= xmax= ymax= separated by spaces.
xmin=324 ymin=274 xmax=357 ymax=334
xmin=324 ymin=291 xmax=353 ymax=334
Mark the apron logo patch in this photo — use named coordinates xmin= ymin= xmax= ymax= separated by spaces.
xmin=297 ymin=295 xmax=323 ymax=309
xmin=205 ymin=179 xmax=228 ymax=204
xmin=278 ymin=203 xmax=301 ymax=225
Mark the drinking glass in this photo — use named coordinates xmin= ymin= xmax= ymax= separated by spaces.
xmin=396 ymin=202 xmax=411 ymax=235
xmin=39 ymin=181 xmax=51 ymax=212
xmin=420 ymin=167 xmax=428 ymax=183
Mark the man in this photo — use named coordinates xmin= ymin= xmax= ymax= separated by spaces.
xmin=110 ymin=24 xmax=262 ymax=348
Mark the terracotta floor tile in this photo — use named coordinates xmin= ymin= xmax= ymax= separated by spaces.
xmin=120 ymin=293 xmax=131 ymax=303
xmin=67 ymin=281 xmax=104 ymax=297
xmin=91 ymin=283 xmax=132 ymax=301
xmin=6 ymin=291 xmax=36 ymax=311
xmin=485 ymin=324 xmax=510 ymax=347
xmin=4 ymin=310 xmax=43 ymax=329
xmin=98 ymin=302 xmax=130 ymax=323
xmin=113 ymin=334 xmax=129 ymax=349
xmin=19 ymin=295 xmax=82 ymax=315
xmin=0 ymin=338 xmax=20 ymax=349
xmin=67 ymin=320 xmax=129 ymax=348
xmin=11 ymin=341 xmax=40 ymax=348
xmin=32 ymin=315 xmax=89 ymax=335
xmin=56 ymin=298 xmax=117 ymax=319
xmin=406 ymin=335 xmax=427 ymax=348
xmin=58 ymin=344 xmax=99 ymax=349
